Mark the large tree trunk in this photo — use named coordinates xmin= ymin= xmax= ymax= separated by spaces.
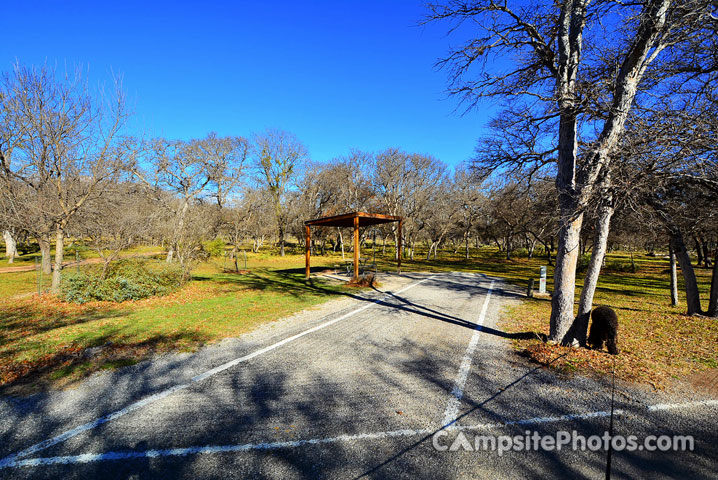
xmin=550 ymin=81 xmax=583 ymax=342
xmin=550 ymin=0 xmax=670 ymax=341
xmin=573 ymin=195 xmax=614 ymax=345
xmin=38 ymin=234 xmax=52 ymax=275
xmin=338 ymin=228 xmax=345 ymax=260
xmin=50 ymin=226 xmax=65 ymax=294
xmin=548 ymin=0 xmax=584 ymax=343
xmin=695 ymin=237 xmax=703 ymax=266
xmin=278 ymin=222 xmax=285 ymax=256
xmin=464 ymin=230 xmax=470 ymax=260
xmin=671 ymin=231 xmax=702 ymax=315
xmin=550 ymin=210 xmax=584 ymax=343
xmin=3 ymin=230 xmax=18 ymax=264
xmin=669 ymin=245 xmax=679 ymax=307
xmin=708 ymin=249 xmax=718 ymax=317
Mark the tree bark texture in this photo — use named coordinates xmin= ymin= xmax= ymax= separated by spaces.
xmin=51 ymin=226 xmax=65 ymax=294
xmin=38 ymin=235 xmax=52 ymax=275
xmin=670 ymin=232 xmax=702 ymax=315
xmin=669 ymin=245 xmax=679 ymax=307
xmin=708 ymin=249 xmax=718 ymax=317
xmin=550 ymin=211 xmax=584 ymax=342
xmin=3 ymin=230 xmax=18 ymax=263
xmin=574 ymin=194 xmax=614 ymax=345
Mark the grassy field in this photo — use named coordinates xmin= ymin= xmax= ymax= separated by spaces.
xmin=500 ymin=253 xmax=717 ymax=390
xmin=0 ymin=252 xmax=349 ymax=392
xmin=0 ymin=244 xmax=716 ymax=393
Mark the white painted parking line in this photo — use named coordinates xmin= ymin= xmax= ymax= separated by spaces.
xmin=647 ymin=399 xmax=718 ymax=411
xmin=442 ymin=279 xmax=495 ymax=428
xmin=0 ymin=384 xmax=191 ymax=469
xmin=0 ymin=275 xmax=436 ymax=468
xmin=0 ymin=406 xmax=680 ymax=470
xmin=0 ymin=428 xmax=433 ymax=469
xmin=454 ymin=409 xmax=624 ymax=431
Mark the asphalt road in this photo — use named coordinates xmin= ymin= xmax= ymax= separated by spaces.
xmin=0 ymin=272 xmax=715 ymax=479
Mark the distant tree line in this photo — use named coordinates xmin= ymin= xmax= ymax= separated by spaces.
xmin=0 ymin=63 xmax=544 ymax=293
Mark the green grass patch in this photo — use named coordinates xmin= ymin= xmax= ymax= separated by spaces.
xmin=0 ymin=270 xmax=39 ymax=297
xmin=0 ymin=253 xmax=350 ymax=391
xmin=49 ymin=361 xmax=92 ymax=380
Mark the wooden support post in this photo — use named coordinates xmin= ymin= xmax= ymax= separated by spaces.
xmin=353 ymin=216 xmax=360 ymax=281
xmin=397 ymin=219 xmax=402 ymax=274
xmin=305 ymin=225 xmax=311 ymax=280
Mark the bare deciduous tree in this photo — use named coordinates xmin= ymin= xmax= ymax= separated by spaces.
xmin=253 ymin=129 xmax=308 ymax=256
xmin=0 ymin=63 xmax=129 ymax=292
xmin=135 ymin=133 xmax=247 ymax=276
xmin=453 ymin=166 xmax=485 ymax=260
xmin=80 ymin=181 xmax=163 ymax=278
xmin=428 ymin=0 xmax=715 ymax=344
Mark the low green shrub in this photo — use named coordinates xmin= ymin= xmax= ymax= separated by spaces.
xmin=202 ymin=238 xmax=226 ymax=258
xmin=577 ymin=254 xmax=591 ymax=273
xmin=605 ymin=260 xmax=639 ymax=273
xmin=67 ymin=241 xmax=90 ymax=256
xmin=62 ymin=259 xmax=184 ymax=303
xmin=17 ymin=243 xmax=40 ymax=255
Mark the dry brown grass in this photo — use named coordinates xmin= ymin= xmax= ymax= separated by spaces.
xmin=501 ymin=258 xmax=718 ymax=391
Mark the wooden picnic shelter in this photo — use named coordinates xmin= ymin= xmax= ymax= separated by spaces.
xmin=304 ymin=212 xmax=403 ymax=281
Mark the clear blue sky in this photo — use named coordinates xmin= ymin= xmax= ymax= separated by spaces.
xmin=3 ymin=1 xmax=493 ymax=166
